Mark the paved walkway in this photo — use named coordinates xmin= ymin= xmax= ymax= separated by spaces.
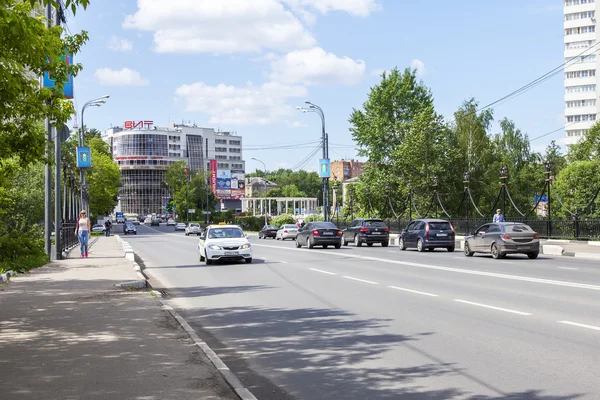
xmin=0 ymin=237 xmax=238 ymax=400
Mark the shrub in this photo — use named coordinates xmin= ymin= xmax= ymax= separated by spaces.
xmin=304 ymin=214 xmax=324 ymax=222
xmin=0 ymin=232 xmax=47 ymax=274
xmin=272 ymin=214 xmax=295 ymax=226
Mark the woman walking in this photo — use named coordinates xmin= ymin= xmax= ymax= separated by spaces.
xmin=75 ymin=210 xmax=91 ymax=258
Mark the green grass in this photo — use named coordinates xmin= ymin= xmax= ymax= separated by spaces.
xmin=0 ymin=253 xmax=49 ymax=275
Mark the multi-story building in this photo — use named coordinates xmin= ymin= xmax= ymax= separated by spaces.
xmin=564 ymin=0 xmax=599 ymax=145
xmin=103 ymin=121 xmax=245 ymax=216
xmin=329 ymin=159 xmax=364 ymax=182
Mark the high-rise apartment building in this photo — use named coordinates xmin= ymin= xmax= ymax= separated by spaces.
xmin=103 ymin=121 xmax=245 ymax=216
xmin=564 ymin=0 xmax=599 ymax=145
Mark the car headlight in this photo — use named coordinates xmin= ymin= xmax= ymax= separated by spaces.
xmin=208 ymin=244 xmax=222 ymax=250
xmin=241 ymin=243 xmax=251 ymax=249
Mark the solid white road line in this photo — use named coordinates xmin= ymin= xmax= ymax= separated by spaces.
xmin=343 ymin=276 xmax=378 ymax=285
xmin=388 ymin=286 xmax=438 ymax=297
xmin=453 ymin=299 xmax=532 ymax=316
xmin=309 ymin=268 xmax=336 ymax=275
xmin=558 ymin=267 xmax=579 ymax=270
xmin=279 ymin=261 xmax=288 ymax=264
xmin=253 ymin=243 xmax=600 ymax=292
xmin=558 ymin=320 xmax=600 ymax=331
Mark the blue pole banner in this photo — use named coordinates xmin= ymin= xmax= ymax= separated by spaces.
xmin=43 ymin=49 xmax=74 ymax=99
xmin=76 ymin=147 xmax=92 ymax=168
xmin=319 ymin=159 xmax=331 ymax=178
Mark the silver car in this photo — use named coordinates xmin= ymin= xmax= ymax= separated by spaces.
xmin=464 ymin=222 xmax=540 ymax=259
xmin=276 ymin=224 xmax=299 ymax=240
xmin=186 ymin=223 xmax=201 ymax=236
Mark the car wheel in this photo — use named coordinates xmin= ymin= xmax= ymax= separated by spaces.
xmin=382 ymin=241 xmax=389 ymax=247
xmin=308 ymin=238 xmax=314 ymax=249
xmin=296 ymin=239 xmax=302 ymax=248
xmin=417 ymin=239 xmax=425 ymax=252
xmin=447 ymin=246 xmax=455 ymax=252
xmin=335 ymin=243 xmax=341 ymax=249
xmin=398 ymin=237 xmax=407 ymax=251
xmin=491 ymin=243 xmax=505 ymax=259
xmin=464 ymin=242 xmax=474 ymax=256
xmin=200 ymin=252 xmax=205 ymax=262
xmin=527 ymin=252 xmax=539 ymax=259
xmin=185 ymin=232 xmax=189 ymax=236
xmin=343 ymin=240 xmax=348 ymax=246
xmin=276 ymin=236 xmax=280 ymax=240
xmin=134 ymin=232 xmax=137 ymax=235
xmin=354 ymin=235 xmax=361 ymax=247
xmin=206 ymin=257 xmax=213 ymax=265
xmin=245 ymin=258 xmax=252 ymax=264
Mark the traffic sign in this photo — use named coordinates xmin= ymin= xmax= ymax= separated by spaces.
xmin=203 ymin=211 xmax=211 ymax=215
xmin=188 ymin=209 xmax=196 ymax=213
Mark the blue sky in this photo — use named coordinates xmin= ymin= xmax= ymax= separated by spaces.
xmin=68 ymin=0 xmax=565 ymax=173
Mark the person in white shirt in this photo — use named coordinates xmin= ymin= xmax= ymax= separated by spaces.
xmin=493 ymin=209 xmax=504 ymax=223
xmin=74 ymin=210 xmax=91 ymax=258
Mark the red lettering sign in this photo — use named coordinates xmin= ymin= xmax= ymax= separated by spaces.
xmin=124 ymin=120 xmax=154 ymax=130
xmin=210 ymin=160 xmax=217 ymax=195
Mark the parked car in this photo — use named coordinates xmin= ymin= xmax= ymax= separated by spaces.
xmin=399 ymin=219 xmax=455 ymax=252
xmin=150 ymin=219 xmax=160 ymax=226
xmin=91 ymin=224 xmax=105 ymax=233
xmin=167 ymin=218 xmax=176 ymax=226
xmin=175 ymin=222 xmax=187 ymax=231
xmin=198 ymin=225 xmax=252 ymax=264
xmin=186 ymin=223 xmax=201 ymax=236
xmin=342 ymin=218 xmax=389 ymax=247
xmin=276 ymin=224 xmax=299 ymax=240
xmin=259 ymin=225 xmax=279 ymax=239
xmin=464 ymin=222 xmax=540 ymax=259
xmin=123 ymin=222 xmax=137 ymax=235
xmin=295 ymin=221 xmax=342 ymax=249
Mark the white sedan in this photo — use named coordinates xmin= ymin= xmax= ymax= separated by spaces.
xmin=198 ymin=225 xmax=252 ymax=265
xmin=175 ymin=222 xmax=187 ymax=231
xmin=276 ymin=224 xmax=299 ymax=240
xmin=185 ymin=223 xmax=201 ymax=235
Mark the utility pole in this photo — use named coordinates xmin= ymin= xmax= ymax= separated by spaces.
xmin=43 ymin=2 xmax=53 ymax=258
xmin=252 ymin=158 xmax=268 ymax=227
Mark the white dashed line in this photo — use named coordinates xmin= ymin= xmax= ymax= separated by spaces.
xmin=388 ymin=286 xmax=438 ymax=297
xmin=453 ymin=299 xmax=532 ymax=316
xmin=558 ymin=267 xmax=578 ymax=270
xmin=279 ymin=261 xmax=288 ymax=264
xmin=309 ymin=268 xmax=336 ymax=275
xmin=558 ymin=320 xmax=600 ymax=331
xmin=343 ymin=276 xmax=378 ymax=285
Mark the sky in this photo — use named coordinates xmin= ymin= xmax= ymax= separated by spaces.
xmin=67 ymin=0 xmax=565 ymax=174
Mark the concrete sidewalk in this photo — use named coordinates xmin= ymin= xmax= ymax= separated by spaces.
xmin=541 ymin=239 xmax=600 ymax=259
xmin=0 ymin=236 xmax=238 ymax=400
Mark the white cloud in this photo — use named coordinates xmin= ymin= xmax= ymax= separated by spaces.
xmin=410 ymin=59 xmax=426 ymax=77
xmin=282 ymin=0 xmax=381 ymax=17
xmin=123 ymin=0 xmax=316 ymax=54
xmin=270 ymin=47 xmax=365 ymax=86
xmin=107 ymin=35 xmax=133 ymax=52
xmin=174 ymin=81 xmax=307 ymax=125
xmin=94 ymin=68 xmax=150 ymax=86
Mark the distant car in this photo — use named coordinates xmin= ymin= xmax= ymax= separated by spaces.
xmin=175 ymin=222 xmax=186 ymax=231
xmin=91 ymin=224 xmax=105 ymax=233
xmin=295 ymin=221 xmax=342 ymax=249
xmin=198 ymin=225 xmax=252 ymax=264
xmin=167 ymin=218 xmax=176 ymax=226
xmin=464 ymin=222 xmax=540 ymax=259
xmin=186 ymin=223 xmax=201 ymax=236
xmin=276 ymin=224 xmax=299 ymax=240
xmin=150 ymin=219 xmax=160 ymax=226
xmin=399 ymin=219 xmax=455 ymax=252
xmin=259 ymin=225 xmax=279 ymax=239
xmin=123 ymin=223 xmax=137 ymax=235
xmin=342 ymin=218 xmax=389 ymax=247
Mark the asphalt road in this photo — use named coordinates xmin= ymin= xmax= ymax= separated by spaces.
xmin=124 ymin=224 xmax=600 ymax=399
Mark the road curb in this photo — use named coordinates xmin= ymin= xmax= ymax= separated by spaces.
xmin=0 ymin=270 xmax=15 ymax=283
xmin=159 ymin=302 xmax=258 ymax=400
xmin=115 ymin=235 xmax=148 ymax=289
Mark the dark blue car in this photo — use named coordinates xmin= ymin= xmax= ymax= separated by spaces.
xmin=398 ymin=219 xmax=455 ymax=252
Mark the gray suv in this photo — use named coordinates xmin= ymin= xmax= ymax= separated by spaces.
xmin=399 ymin=219 xmax=455 ymax=252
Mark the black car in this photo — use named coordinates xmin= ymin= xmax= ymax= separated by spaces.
xmin=342 ymin=218 xmax=389 ymax=247
xmin=295 ymin=221 xmax=342 ymax=249
xmin=259 ymin=225 xmax=279 ymax=239
xmin=399 ymin=219 xmax=455 ymax=252
xmin=123 ymin=222 xmax=137 ymax=235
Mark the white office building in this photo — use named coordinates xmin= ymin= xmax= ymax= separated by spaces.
xmin=103 ymin=121 xmax=245 ymax=216
xmin=564 ymin=0 xmax=599 ymax=145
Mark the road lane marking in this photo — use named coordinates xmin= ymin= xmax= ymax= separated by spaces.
xmin=309 ymin=268 xmax=336 ymax=275
xmin=279 ymin=261 xmax=288 ymax=264
xmin=453 ymin=257 xmax=464 ymax=260
xmin=558 ymin=321 xmax=600 ymax=331
xmin=343 ymin=276 xmax=378 ymax=285
xmin=453 ymin=299 xmax=532 ymax=316
xmin=558 ymin=267 xmax=578 ymax=270
xmin=388 ymin=286 xmax=438 ymax=297
xmin=253 ymin=244 xmax=600 ymax=292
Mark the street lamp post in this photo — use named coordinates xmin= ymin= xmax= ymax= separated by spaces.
xmin=297 ymin=101 xmax=329 ymax=221
xmin=252 ymin=158 xmax=268 ymax=227
xmin=79 ymin=95 xmax=109 ymax=211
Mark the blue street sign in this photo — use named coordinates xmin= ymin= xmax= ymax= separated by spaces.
xmin=319 ymin=159 xmax=330 ymax=178
xmin=76 ymin=147 xmax=91 ymax=168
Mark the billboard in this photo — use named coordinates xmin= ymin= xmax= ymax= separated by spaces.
xmin=210 ymin=160 xmax=217 ymax=195
xmin=230 ymin=171 xmax=246 ymax=199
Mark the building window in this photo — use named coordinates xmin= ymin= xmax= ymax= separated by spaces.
xmin=566 ymin=54 xmax=596 ymax=64
xmin=565 ymin=84 xmax=596 ymax=93
xmin=566 ymin=114 xmax=597 ymax=122
xmin=565 ymin=70 xmax=596 ymax=79
xmin=229 ymin=148 xmax=241 ymax=153
xmin=565 ymin=40 xmax=595 ymax=50
xmin=215 ymin=147 xmax=228 ymax=152
xmin=566 ymin=99 xmax=596 ymax=107
xmin=216 ymin=155 xmax=227 ymax=160
xmin=565 ymin=25 xmax=596 ymax=35
xmin=565 ymin=0 xmax=596 ymax=6
xmin=229 ymin=140 xmax=241 ymax=145
xmin=565 ymin=11 xmax=595 ymax=20
xmin=215 ymin=139 xmax=227 ymax=144
xmin=217 ymin=163 xmax=229 ymax=169
xmin=231 ymin=163 xmax=243 ymax=169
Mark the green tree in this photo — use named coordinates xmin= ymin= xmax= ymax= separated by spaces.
xmin=544 ymin=140 xmax=567 ymax=177
xmin=281 ymin=184 xmax=306 ymax=197
xmin=567 ymin=122 xmax=600 ymax=162
xmin=553 ymin=160 xmax=600 ymax=216
xmin=0 ymin=0 xmax=89 ymax=173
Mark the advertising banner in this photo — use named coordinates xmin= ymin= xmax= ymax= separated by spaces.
xmin=43 ymin=49 xmax=74 ymax=99
xmin=76 ymin=147 xmax=92 ymax=168
xmin=319 ymin=159 xmax=331 ymax=178
xmin=210 ymin=160 xmax=217 ymax=195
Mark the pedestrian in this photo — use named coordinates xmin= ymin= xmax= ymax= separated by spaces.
xmin=104 ymin=218 xmax=112 ymax=237
xmin=74 ymin=209 xmax=91 ymax=258
xmin=493 ymin=209 xmax=504 ymax=223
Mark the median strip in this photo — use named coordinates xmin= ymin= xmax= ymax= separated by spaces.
xmin=453 ymin=299 xmax=532 ymax=316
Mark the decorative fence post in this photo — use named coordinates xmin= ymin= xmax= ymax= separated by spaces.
xmin=463 ymin=171 xmax=470 ymax=234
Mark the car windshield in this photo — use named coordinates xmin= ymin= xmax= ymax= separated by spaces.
xmin=209 ymin=227 xmax=244 ymax=239
xmin=265 ymin=225 xmax=278 ymax=229
xmin=506 ymin=224 xmax=532 ymax=232
xmin=365 ymin=220 xmax=387 ymax=228
xmin=313 ymin=222 xmax=337 ymax=229
xmin=428 ymin=221 xmax=451 ymax=230
xmin=190 ymin=224 xmax=199 ymax=227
